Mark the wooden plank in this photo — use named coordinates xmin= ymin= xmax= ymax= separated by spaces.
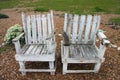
xmin=66 ymin=58 xmax=101 ymax=63
xmin=50 ymin=11 xmax=54 ymax=31
xmin=21 ymin=45 xmax=30 ymax=54
xmin=82 ymin=45 xmax=90 ymax=58
xmin=77 ymin=45 xmax=83 ymax=58
xmin=96 ymin=16 xmax=101 ymax=31
xmin=88 ymin=45 xmax=96 ymax=57
xmin=47 ymin=14 xmax=52 ymax=34
xmin=42 ymin=15 xmax=47 ymax=43
xmin=84 ymin=15 xmax=92 ymax=44
xmin=41 ymin=45 xmax=47 ymax=55
xmin=31 ymin=15 xmax=37 ymax=43
xmin=72 ymin=15 xmax=79 ymax=43
xmin=89 ymin=45 xmax=99 ymax=57
xmin=27 ymin=16 xmax=32 ymax=44
xmin=93 ymin=16 xmax=101 ymax=43
xmin=86 ymin=45 xmax=95 ymax=58
xmin=74 ymin=45 xmax=83 ymax=58
xmin=67 ymin=14 xmax=72 ymax=37
xmin=78 ymin=15 xmax=86 ymax=43
xmin=90 ymin=16 xmax=98 ymax=42
xmin=66 ymin=70 xmax=97 ymax=73
xmin=20 ymin=69 xmax=55 ymax=72
xmin=21 ymin=12 xmax=28 ymax=44
xmin=36 ymin=15 xmax=42 ymax=43
xmin=24 ymin=45 xmax=35 ymax=55
xmin=31 ymin=45 xmax=39 ymax=54
xmin=80 ymin=45 xmax=87 ymax=58
xmin=69 ymin=45 xmax=75 ymax=58
xmin=63 ymin=13 xmax=67 ymax=32
xmin=34 ymin=45 xmax=43 ymax=55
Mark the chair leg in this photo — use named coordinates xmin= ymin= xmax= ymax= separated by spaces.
xmin=19 ymin=61 xmax=26 ymax=75
xmin=49 ymin=61 xmax=55 ymax=75
xmin=63 ymin=63 xmax=67 ymax=75
xmin=94 ymin=63 xmax=101 ymax=73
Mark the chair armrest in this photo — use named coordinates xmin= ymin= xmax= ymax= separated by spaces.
xmin=12 ymin=33 xmax=24 ymax=42
xmin=12 ymin=33 xmax=24 ymax=54
xmin=97 ymin=32 xmax=110 ymax=46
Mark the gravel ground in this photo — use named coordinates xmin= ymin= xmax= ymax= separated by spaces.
xmin=0 ymin=8 xmax=120 ymax=80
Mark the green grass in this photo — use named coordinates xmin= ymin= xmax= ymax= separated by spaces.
xmin=110 ymin=18 xmax=120 ymax=25
xmin=0 ymin=0 xmax=120 ymax=14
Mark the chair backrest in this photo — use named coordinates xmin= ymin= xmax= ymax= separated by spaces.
xmin=63 ymin=13 xmax=101 ymax=44
xmin=22 ymin=11 xmax=55 ymax=44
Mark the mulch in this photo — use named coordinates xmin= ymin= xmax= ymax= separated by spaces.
xmin=0 ymin=8 xmax=120 ymax=80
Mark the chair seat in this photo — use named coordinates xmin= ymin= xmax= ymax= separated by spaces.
xmin=15 ymin=44 xmax=55 ymax=61
xmin=68 ymin=45 xmax=99 ymax=59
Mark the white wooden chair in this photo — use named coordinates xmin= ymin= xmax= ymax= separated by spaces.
xmin=12 ymin=11 xmax=56 ymax=75
xmin=61 ymin=13 xmax=110 ymax=74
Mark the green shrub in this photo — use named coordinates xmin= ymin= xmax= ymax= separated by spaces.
xmin=4 ymin=24 xmax=25 ymax=45
xmin=93 ymin=6 xmax=105 ymax=12
xmin=0 ymin=13 xmax=9 ymax=19
xmin=34 ymin=7 xmax=49 ymax=12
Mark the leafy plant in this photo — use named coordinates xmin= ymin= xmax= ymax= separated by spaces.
xmin=4 ymin=24 xmax=25 ymax=45
xmin=34 ymin=7 xmax=49 ymax=12
xmin=0 ymin=13 xmax=9 ymax=19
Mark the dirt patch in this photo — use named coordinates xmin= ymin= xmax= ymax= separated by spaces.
xmin=0 ymin=8 xmax=120 ymax=80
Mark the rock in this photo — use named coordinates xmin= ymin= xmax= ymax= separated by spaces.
xmin=110 ymin=44 xmax=117 ymax=48
xmin=2 ymin=42 xmax=5 ymax=46
xmin=117 ymin=47 xmax=120 ymax=51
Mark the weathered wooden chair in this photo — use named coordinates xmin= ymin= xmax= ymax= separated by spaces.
xmin=12 ymin=11 xmax=56 ymax=75
xmin=61 ymin=13 xmax=110 ymax=74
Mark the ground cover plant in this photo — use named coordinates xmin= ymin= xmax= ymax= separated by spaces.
xmin=0 ymin=0 xmax=120 ymax=14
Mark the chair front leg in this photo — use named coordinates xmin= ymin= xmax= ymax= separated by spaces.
xmin=49 ymin=61 xmax=55 ymax=75
xmin=19 ymin=61 xmax=26 ymax=75
xmin=94 ymin=63 xmax=101 ymax=73
xmin=63 ymin=62 xmax=68 ymax=75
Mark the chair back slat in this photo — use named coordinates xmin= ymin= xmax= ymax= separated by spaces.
xmin=42 ymin=15 xmax=47 ymax=43
xmin=50 ymin=11 xmax=54 ymax=31
xmin=31 ymin=15 xmax=37 ymax=43
xmin=90 ymin=16 xmax=98 ymax=43
xmin=22 ymin=11 xmax=54 ymax=44
xmin=72 ymin=15 xmax=79 ymax=43
xmin=22 ymin=12 xmax=28 ymax=44
xmin=36 ymin=15 xmax=42 ymax=43
xmin=64 ymin=13 xmax=101 ymax=44
xmin=67 ymin=14 xmax=73 ymax=37
xmin=47 ymin=14 xmax=52 ymax=34
xmin=26 ymin=16 xmax=32 ymax=44
xmin=84 ymin=15 xmax=92 ymax=44
xmin=63 ymin=13 xmax=67 ymax=32
xmin=78 ymin=15 xmax=86 ymax=43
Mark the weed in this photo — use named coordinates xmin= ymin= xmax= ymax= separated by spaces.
xmin=0 ymin=47 xmax=6 ymax=53
xmin=0 ymin=13 xmax=9 ymax=19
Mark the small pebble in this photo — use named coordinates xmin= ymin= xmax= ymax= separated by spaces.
xmin=117 ymin=47 xmax=120 ymax=51
xmin=110 ymin=44 xmax=117 ymax=48
xmin=2 ymin=43 xmax=5 ymax=46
